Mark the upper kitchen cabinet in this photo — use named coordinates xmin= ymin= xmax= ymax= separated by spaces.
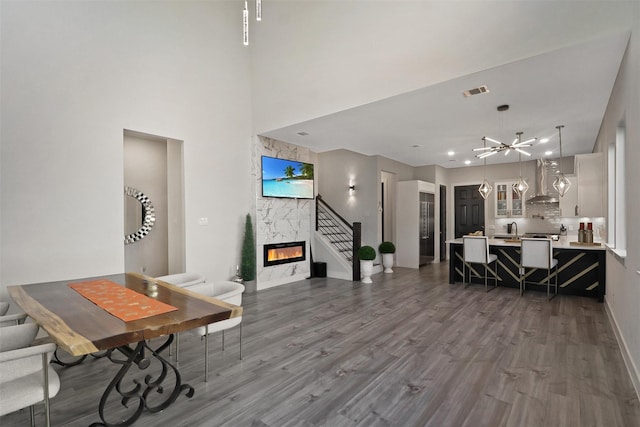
xmin=561 ymin=153 xmax=604 ymax=218
xmin=495 ymin=182 xmax=525 ymax=218
xmin=558 ymin=176 xmax=578 ymax=217
xmin=576 ymin=153 xmax=604 ymax=217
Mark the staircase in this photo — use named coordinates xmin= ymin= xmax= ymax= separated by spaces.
xmin=317 ymin=208 xmax=354 ymax=263
xmin=315 ymin=195 xmax=362 ymax=281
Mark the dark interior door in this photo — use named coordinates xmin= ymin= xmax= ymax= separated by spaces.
xmin=455 ymin=185 xmax=485 ymax=238
xmin=440 ymin=185 xmax=446 ymax=261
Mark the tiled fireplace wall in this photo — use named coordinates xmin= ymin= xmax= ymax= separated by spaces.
xmin=254 ymin=136 xmax=316 ymax=290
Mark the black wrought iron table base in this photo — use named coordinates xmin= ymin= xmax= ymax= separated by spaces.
xmin=51 ymin=348 xmax=108 ymax=367
xmin=89 ymin=334 xmax=194 ymax=427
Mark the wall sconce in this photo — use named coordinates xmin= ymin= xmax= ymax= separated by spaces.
xmin=348 ymin=184 xmax=356 ymax=192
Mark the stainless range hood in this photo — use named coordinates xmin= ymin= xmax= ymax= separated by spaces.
xmin=527 ymin=159 xmax=559 ymax=204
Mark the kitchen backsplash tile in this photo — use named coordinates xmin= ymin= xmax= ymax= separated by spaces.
xmin=494 ymin=215 xmax=605 ymax=241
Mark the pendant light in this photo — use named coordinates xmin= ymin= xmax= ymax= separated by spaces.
xmin=243 ymin=1 xmax=249 ymax=46
xmin=478 ymin=137 xmax=493 ymax=199
xmin=552 ymin=125 xmax=571 ymax=197
xmin=512 ymin=132 xmax=529 ymax=197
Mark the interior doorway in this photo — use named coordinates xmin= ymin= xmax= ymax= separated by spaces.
xmin=123 ymin=130 xmax=185 ymax=276
xmin=454 ymin=184 xmax=485 ymax=238
xmin=380 ymin=171 xmax=396 ymax=244
xmin=439 ymin=185 xmax=447 ymax=261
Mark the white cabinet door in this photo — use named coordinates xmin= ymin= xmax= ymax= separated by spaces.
xmin=495 ymin=181 xmax=525 ymax=218
xmin=495 ymin=183 xmax=509 ymax=217
xmin=575 ymin=153 xmax=604 ymax=217
xmin=558 ymin=176 xmax=578 ymax=217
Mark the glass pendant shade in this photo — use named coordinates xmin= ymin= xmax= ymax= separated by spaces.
xmin=554 ymin=125 xmax=571 ymax=198
xmin=553 ymin=173 xmax=572 ymax=197
xmin=512 ymin=177 xmax=529 ymax=197
xmin=478 ymin=179 xmax=493 ymax=200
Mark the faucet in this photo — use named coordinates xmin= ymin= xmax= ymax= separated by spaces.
xmin=509 ymin=221 xmax=518 ymax=238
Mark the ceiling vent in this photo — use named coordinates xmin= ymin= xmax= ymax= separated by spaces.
xmin=463 ymin=85 xmax=490 ymax=97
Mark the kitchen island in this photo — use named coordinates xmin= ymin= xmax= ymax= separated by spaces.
xmin=448 ymin=238 xmax=606 ymax=301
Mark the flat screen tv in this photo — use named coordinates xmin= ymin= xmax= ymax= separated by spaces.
xmin=261 ymin=156 xmax=314 ymax=199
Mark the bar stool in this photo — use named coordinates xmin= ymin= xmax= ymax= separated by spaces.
xmin=462 ymin=236 xmax=499 ymax=292
xmin=520 ymin=238 xmax=558 ymax=300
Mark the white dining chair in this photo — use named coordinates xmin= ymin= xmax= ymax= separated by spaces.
xmin=182 ymin=281 xmax=244 ymax=382
xmin=0 ymin=323 xmax=60 ymax=427
xmin=520 ymin=238 xmax=559 ymax=299
xmin=462 ymin=236 xmax=499 ymax=292
xmin=0 ymin=301 xmax=27 ymax=327
xmin=0 ymin=313 xmax=27 ymax=328
xmin=155 ymin=272 xmax=206 ymax=288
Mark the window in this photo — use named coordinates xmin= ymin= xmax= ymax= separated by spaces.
xmin=607 ymin=124 xmax=626 ymax=260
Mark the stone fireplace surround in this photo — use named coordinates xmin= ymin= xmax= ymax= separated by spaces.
xmin=254 ymin=137 xmax=316 ymax=290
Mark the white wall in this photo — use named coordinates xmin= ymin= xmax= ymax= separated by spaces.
xmin=317 ymin=150 xmax=379 ymax=248
xmin=1 ymin=1 xmax=253 ymax=293
xmin=594 ymin=9 xmax=640 ymax=395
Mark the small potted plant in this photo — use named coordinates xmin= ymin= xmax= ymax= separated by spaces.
xmin=357 ymin=245 xmax=376 ymax=283
xmin=378 ymin=241 xmax=396 ymax=273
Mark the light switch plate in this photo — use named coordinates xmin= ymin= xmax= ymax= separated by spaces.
xmin=198 ymin=217 xmax=209 ymax=226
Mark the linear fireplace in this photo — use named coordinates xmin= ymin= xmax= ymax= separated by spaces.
xmin=263 ymin=241 xmax=306 ymax=267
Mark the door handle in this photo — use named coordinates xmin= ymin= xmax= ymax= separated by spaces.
xmin=426 ymin=203 xmax=430 ymax=239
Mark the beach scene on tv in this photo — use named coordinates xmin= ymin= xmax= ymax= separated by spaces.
xmin=262 ymin=157 xmax=314 ymax=199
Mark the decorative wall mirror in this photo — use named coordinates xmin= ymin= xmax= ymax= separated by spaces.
xmin=124 ymin=186 xmax=156 ymax=244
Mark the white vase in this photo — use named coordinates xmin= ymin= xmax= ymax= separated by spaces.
xmin=382 ymin=253 xmax=394 ymax=273
xmin=360 ymin=260 xmax=373 ymax=283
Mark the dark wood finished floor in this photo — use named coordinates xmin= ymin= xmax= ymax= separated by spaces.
xmin=3 ymin=263 xmax=639 ymax=426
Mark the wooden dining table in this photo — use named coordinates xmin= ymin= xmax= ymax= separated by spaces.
xmin=8 ymin=272 xmax=242 ymax=427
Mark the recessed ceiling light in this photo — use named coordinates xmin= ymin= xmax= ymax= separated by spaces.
xmin=296 ymin=131 xmax=309 ymax=136
xmin=464 ymin=160 xmax=471 ymax=165
xmin=540 ymin=138 xmax=549 ymax=143
xmin=447 ymin=151 xmax=455 ymax=156
xmin=545 ymin=150 xmax=553 ymax=156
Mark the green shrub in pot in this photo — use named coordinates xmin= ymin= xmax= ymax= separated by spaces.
xmin=357 ymin=245 xmax=376 ymax=261
xmin=378 ymin=241 xmax=396 ymax=254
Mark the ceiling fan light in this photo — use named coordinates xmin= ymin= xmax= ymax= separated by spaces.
xmin=553 ymin=173 xmax=572 ymax=197
xmin=478 ymin=179 xmax=493 ymax=199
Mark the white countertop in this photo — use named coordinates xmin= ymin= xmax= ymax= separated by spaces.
xmin=447 ymin=237 xmax=605 ymax=251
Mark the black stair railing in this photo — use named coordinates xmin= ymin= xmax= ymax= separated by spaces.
xmin=316 ymin=195 xmax=361 ymax=281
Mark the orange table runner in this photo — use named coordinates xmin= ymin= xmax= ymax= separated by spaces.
xmin=69 ymin=279 xmax=178 ymax=322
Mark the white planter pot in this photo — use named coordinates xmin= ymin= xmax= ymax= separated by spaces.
xmin=360 ymin=260 xmax=373 ymax=283
xmin=382 ymin=253 xmax=394 ymax=273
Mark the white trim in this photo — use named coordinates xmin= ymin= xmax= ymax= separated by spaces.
xmin=258 ymin=273 xmax=310 ymax=290
xmin=605 ymin=297 xmax=640 ymax=401
xmin=604 ymin=242 xmax=627 ymax=265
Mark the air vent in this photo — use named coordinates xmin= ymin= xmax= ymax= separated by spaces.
xmin=463 ymin=85 xmax=490 ymax=97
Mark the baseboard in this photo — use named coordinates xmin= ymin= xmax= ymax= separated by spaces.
xmin=605 ymin=296 xmax=640 ymax=401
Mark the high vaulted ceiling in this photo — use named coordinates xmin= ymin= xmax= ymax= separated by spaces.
xmin=250 ymin=1 xmax=635 ymax=168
